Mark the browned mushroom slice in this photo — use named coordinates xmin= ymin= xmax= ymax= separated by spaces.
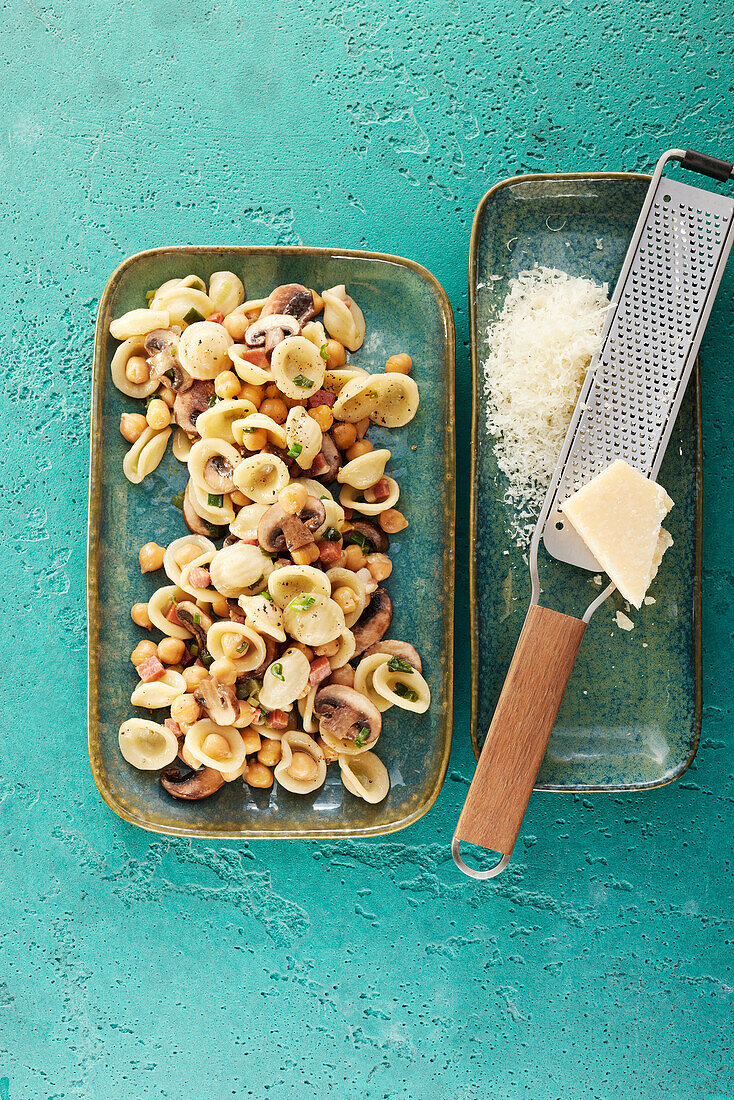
xmin=352 ymin=588 xmax=393 ymax=657
xmin=175 ymin=600 xmax=214 ymax=654
xmin=314 ymin=684 xmax=382 ymax=742
xmin=195 ymin=677 xmax=238 ymax=726
xmin=345 ymin=520 xmax=389 ymax=554
xmin=244 ymin=314 xmax=300 ymax=348
xmin=143 ymin=328 xmax=181 ymax=356
xmin=148 ymin=351 xmax=193 ymax=393
xmin=362 ymin=639 xmax=422 ymax=672
xmin=161 ymin=766 xmax=225 ymax=800
xmin=306 ymin=431 xmax=341 ymax=483
xmin=257 ymin=497 xmax=327 ymax=553
xmin=259 ymin=283 xmax=317 ymax=326
xmin=280 ymin=514 xmax=315 ymax=554
xmin=173 ymin=379 xmax=216 ymax=435
xmin=183 ymin=482 xmax=213 ymax=537
xmin=203 ymin=455 xmax=235 ymax=493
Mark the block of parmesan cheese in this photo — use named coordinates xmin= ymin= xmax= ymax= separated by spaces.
xmin=560 ymin=459 xmax=673 ymax=608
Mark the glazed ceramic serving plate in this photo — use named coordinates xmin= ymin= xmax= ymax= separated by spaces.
xmin=88 ymin=246 xmax=455 ymax=838
xmin=470 ymin=174 xmax=701 ymax=791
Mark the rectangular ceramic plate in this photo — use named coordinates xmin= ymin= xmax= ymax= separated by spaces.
xmin=470 ymin=174 xmax=701 ymax=791
xmin=89 ymin=246 xmax=455 ymax=837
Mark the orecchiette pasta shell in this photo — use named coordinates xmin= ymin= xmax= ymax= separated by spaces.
xmin=268 ymin=565 xmax=331 ymax=609
xmin=228 ymin=344 xmax=271 ymax=384
xmin=110 ymin=309 xmax=171 ymax=341
xmin=331 ymin=375 xmax=382 ymax=422
xmin=339 ymin=477 xmax=400 ymax=516
xmin=289 ymin=477 xmax=334 ymax=501
xmin=238 ymin=594 xmax=286 ymax=642
xmin=259 ymin=647 xmax=311 ymax=710
xmin=325 ymin=567 xmax=368 ymax=628
xmin=206 ymin=621 xmax=267 ymax=673
xmin=188 ymin=438 xmax=241 ymax=497
xmin=285 ymin=405 xmax=322 ymax=469
xmin=209 ymin=542 xmax=274 ymax=597
xmin=312 ymin=497 xmax=345 ymax=540
xmin=338 ymin=751 xmax=390 ymax=804
xmin=337 ymin=448 xmax=391 ymax=490
xmin=178 ymin=551 xmax=218 ymax=602
xmin=178 ymin=321 xmax=234 ymax=380
xmin=329 ymin=628 xmax=356 ymax=669
xmin=320 ymin=722 xmax=378 ymax=757
xmin=321 ymin=367 xmax=369 ymax=395
xmin=274 ymin=731 xmax=326 ymax=795
xmin=147 ymin=585 xmax=191 ymax=639
xmin=185 ymin=719 xmax=246 ymax=772
xmin=123 ymin=426 xmax=172 ymax=484
xmin=229 ymin=502 xmax=269 ymax=541
xmin=370 ymin=374 xmax=420 ymax=428
xmin=321 ymin=285 xmax=366 ymax=351
xmin=119 ymin=718 xmax=179 ymax=771
xmin=270 ymin=336 xmax=325 ymax=399
xmin=301 ymin=320 xmax=327 ymax=349
xmin=172 ymin=427 xmax=193 ymax=462
xmin=372 ymin=662 xmax=431 ymax=713
xmin=233 ymin=454 xmax=290 ymax=505
xmin=282 ymin=594 xmax=345 ymax=647
xmin=188 ymin=478 xmax=235 ymax=525
xmin=354 ymin=653 xmax=393 ymax=713
xmin=154 ymin=275 xmax=206 ymax=297
xmin=163 ymin=535 xmax=216 ymax=586
xmin=111 ymin=337 xmax=159 ymax=399
xmin=232 ymin=413 xmax=287 ymax=449
xmin=297 ymin=685 xmax=319 ymax=733
xmin=209 ymin=271 xmax=245 ymax=316
xmin=195 ymin=398 xmax=258 ymax=444
xmin=130 ymin=669 xmax=187 ymax=709
xmin=150 ymin=286 xmax=214 ymax=327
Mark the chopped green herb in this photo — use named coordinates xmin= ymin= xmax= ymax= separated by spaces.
xmin=171 ymin=489 xmax=186 ymax=510
xmin=164 ymin=368 xmax=174 ymax=380
xmin=208 ymin=394 xmax=218 ymax=407
xmin=193 ymin=613 xmax=201 ymax=625
xmin=189 ymin=643 xmax=199 ymax=656
xmin=322 ymin=526 xmax=342 ymax=543
xmin=262 ymin=592 xmax=274 ymax=602
xmin=353 ymin=726 xmax=370 ymax=747
xmin=394 ymin=682 xmax=419 ymax=703
xmin=293 ymin=374 xmax=314 ymax=388
xmin=348 ymin=530 xmax=371 ymax=553
xmin=388 ymin=656 xmax=414 ymax=674
xmin=290 ymin=594 xmax=316 ymax=611
xmin=145 ymin=392 xmax=158 ymax=409
xmin=241 ymin=425 xmax=256 ymax=432
xmin=248 ymin=574 xmax=264 ymax=588
xmin=270 ymin=662 xmax=285 ymax=682
xmin=184 ymin=307 xmax=206 ymax=324
xmin=206 ymin=523 xmax=225 ymax=539
xmin=169 ymin=343 xmax=177 ymax=356
xmin=200 ymin=650 xmax=213 ymax=668
xmin=236 ymin=676 xmax=261 ymax=700
xmin=287 ymin=442 xmax=303 ymax=459
xmin=319 ymin=344 xmax=329 ymax=360
xmin=236 ymin=639 xmax=249 ymax=653
xmin=145 ymin=289 xmax=156 ymax=304
xmin=207 ymin=493 xmax=224 ymax=508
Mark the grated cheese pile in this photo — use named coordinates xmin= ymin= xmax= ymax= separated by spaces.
xmin=483 ymin=266 xmax=609 ymax=548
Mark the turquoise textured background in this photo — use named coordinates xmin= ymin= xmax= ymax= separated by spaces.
xmin=1 ymin=2 xmax=732 ymax=1097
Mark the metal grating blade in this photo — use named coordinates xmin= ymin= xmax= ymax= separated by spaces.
xmin=543 ymin=156 xmax=734 ymax=571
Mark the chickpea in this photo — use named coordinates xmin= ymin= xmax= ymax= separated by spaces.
xmin=241 ymin=727 xmax=262 ymax=754
xmin=120 ymin=413 xmax=148 ymax=444
xmin=170 ymin=693 xmax=201 ymax=726
xmin=379 ymin=508 xmax=409 ymax=534
xmin=223 ymin=311 xmax=249 ymax=341
xmin=385 ymin=353 xmax=413 ymax=375
xmin=125 ymin=355 xmax=150 ymax=385
xmin=131 ymin=639 xmax=157 ymax=666
xmin=345 ymin=439 xmax=373 ymax=462
xmin=366 ymin=553 xmax=393 ymax=582
xmin=157 ymin=636 xmax=186 ymax=665
xmin=291 ymin=543 xmax=321 ymax=566
xmin=264 ymin=383 xmax=280 ymax=399
xmin=131 ymin=602 xmax=152 ymax=629
xmin=260 ymin=397 xmax=288 ymax=424
xmin=146 ymin=399 xmax=171 ymax=431
xmin=354 ymin=417 xmax=370 ymax=440
xmin=220 ymin=631 xmax=247 ymax=659
xmin=308 ymin=405 xmax=334 ymax=431
xmin=210 ymin=657 xmax=238 ymax=685
xmin=244 ymin=761 xmax=274 ymax=788
xmin=139 ymin=542 xmax=165 ymax=573
xmin=183 ymin=664 xmax=209 ymax=692
xmin=210 ymin=595 xmax=231 ymax=618
xmin=283 ymin=396 xmax=308 ymax=409
xmin=202 ymin=732 xmax=231 ymax=761
xmin=328 ymin=665 xmax=355 ymax=688
xmin=332 ymin=584 xmax=359 ymax=613
xmin=290 ymin=642 xmax=314 ymax=663
xmin=257 ymin=738 xmax=282 ymax=767
xmin=324 ymin=338 xmax=346 ymax=366
xmin=242 ymin=428 xmax=268 ymax=451
xmin=214 ymin=370 xmax=242 ymax=400
xmin=289 ymin=751 xmax=319 ymax=783
xmin=343 ymin=545 xmax=367 ymax=572
xmin=278 ymin=482 xmax=309 ymax=515
xmin=239 ymin=383 xmax=264 ymax=408
xmin=331 ymin=421 xmax=357 ymax=451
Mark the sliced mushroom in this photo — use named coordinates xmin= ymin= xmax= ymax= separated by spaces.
xmin=313 ymin=684 xmax=382 ymax=742
xmin=161 ymin=766 xmax=225 ymax=800
xmin=244 ymin=313 xmax=300 ymax=348
xmin=143 ymin=327 xmax=181 ymax=355
xmin=203 ymin=454 xmax=235 ymax=493
xmin=352 ymin=588 xmax=393 ymax=657
xmin=306 ymin=431 xmax=341 ymax=483
xmin=173 ymin=380 xmax=216 ymax=434
xmin=363 ymin=638 xmax=422 ymax=672
xmin=260 ymin=283 xmax=317 ymax=325
xmin=195 ymin=676 xmax=238 ymax=725
xmin=183 ymin=481 xmax=213 ymax=536
xmin=346 ymin=520 xmax=389 ymax=554
xmin=280 ymin=514 xmax=315 ymax=554
xmin=174 ymin=600 xmax=214 ymax=654
xmin=257 ymin=496 xmax=327 ymax=553
xmin=148 ymin=350 xmax=193 ymax=393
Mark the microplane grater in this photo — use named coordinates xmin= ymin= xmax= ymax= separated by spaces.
xmin=454 ymin=149 xmax=734 ymax=881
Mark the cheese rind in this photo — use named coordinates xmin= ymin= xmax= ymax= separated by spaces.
xmin=560 ymin=459 xmax=673 ymax=609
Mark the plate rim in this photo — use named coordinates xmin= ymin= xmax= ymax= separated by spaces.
xmin=468 ymin=171 xmax=703 ymax=793
xmin=88 ymin=244 xmax=456 ymax=838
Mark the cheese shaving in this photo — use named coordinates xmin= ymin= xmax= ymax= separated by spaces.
xmin=483 ymin=267 xmax=609 ymax=548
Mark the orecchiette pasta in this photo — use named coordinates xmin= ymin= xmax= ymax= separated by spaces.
xmin=119 ymin=719 xmax=179 ymax=771
xmin=337 ymin=448 xmax=391 ymax=490
xmin=188 ymin=437 xmax=241 ymax=497
xmin=322 ymin=285 xmax=366 ymax=351
xmin=338 ymin=751 xmax=390 ymax=804
xmin=274 ymin=731 xmax=326 ymax=794
xmin=207 ymin=621 xmax=267 ymax=673
xmin=178 ymin=321 xmax=234 ymax=380
xmin=209 ymin=542 xmax=274 ymax=597
xmin=150 ymin=284 xmax=214 ymax=327
xmin=209 ymin=271 xmax=245 ymax=316
xmin=282 ymin=594 xmax=345 ymax=646
xmin=229 ymin=502 xmax=269 ymax=541
xmin=322 ymin=367 xmax=369 ymax=394
xmin=259 ymin=647 xmax=311 ymax=710
xmin=369 ymin=374 xmax=420 ymax=428
xmin=239 ymin=593 xmax=286 ymax=642
xmin=372 ymin=662 xmax=431 ymax=713
xmin=111 ymin=337 xmax=159 ymax=399
xmin=147 ymin=585 xmax=192 ymax=639
xmin=354 ymin=653 xmax=394 ymax=713
xmin=188 ymin=478 xmax=236 ymax=525
xmin=172 ymin=427 xmax=193 ymax=462
xmin=285 ymin=405 xmax=322 ymax=469
xmin=163 ymin=535 xmax=216 ymax=586
xmin=228 ymin=344 xmax=271 ymax=385
xmin=195 ymin=398 xmax=258 ymax=443
xmin=339 ymin=477 xmax=400 ymax=515
xmin=331 ymin=375 xmax=382 ymax=422
xmin=268 ymin=565 xmax=331 ymax=608
xmin=325 ymin=567 xmax=368 ymax=627
xmin=270 ymin=336 xmax=325 ymax=398
xmin=185 ymin=719 xmax=246 ymax=772
xmin=131 ymin=669 xmax=186 ymax=709
xmin=233 ymin=454 xmax=290 ymax=504
xmin=232 ymin=413 xmax=287 ymax=449
xmin=110 ymin=309 xmax=170 ymax=341
xmin=123 ymin=426 xmax=172 ymax=484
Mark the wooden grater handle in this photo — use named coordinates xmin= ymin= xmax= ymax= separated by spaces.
xmin=453 ymin=605 xmax=587 ymax=878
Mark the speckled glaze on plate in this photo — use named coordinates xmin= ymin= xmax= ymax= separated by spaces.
xmin=88 ymin=246 xmax=455 ymax=838
xmin=470 ymin=174 xmax=701 ymax=791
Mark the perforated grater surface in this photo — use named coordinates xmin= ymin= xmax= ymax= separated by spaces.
xmin=454 ymin=148 xmax=734 ymax=881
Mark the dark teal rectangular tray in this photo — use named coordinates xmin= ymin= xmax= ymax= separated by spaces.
xmin=469 ymin=174 xmax=701 ymax=791
xmin=88 ymin=246 xmax=455 ymax=837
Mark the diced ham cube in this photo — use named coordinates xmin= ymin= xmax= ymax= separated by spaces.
xmin=206 ymin=312 xmax=225 ymax=324
xmin=310 ymin=453 xmax=329 ymax=476
xmin=188 ymin=567 xmax=211 ymax=589
xmin=318 ymin=540 xmax=342 ymax=566
xmin=308 ymin=656 xmax=332 ymax=686
xmin=236 ymin=348 xmax=270 ymax=371
xmin=166 ymin=603 xmax=183 ymax=627
xmin=137 ymin=656 xmax=166 ymax=683
xmin=243 ymin=538 xmax=259 ymax=546
xmin=165 ymin=718 xmax=183 ymax=738
xmin=372 ymin=478 xmax=391 ymax=501
xmin=268 ymin=709 xmax=289 ymax=730
xmin=307 ymin=389 xmax=336 ymax=409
